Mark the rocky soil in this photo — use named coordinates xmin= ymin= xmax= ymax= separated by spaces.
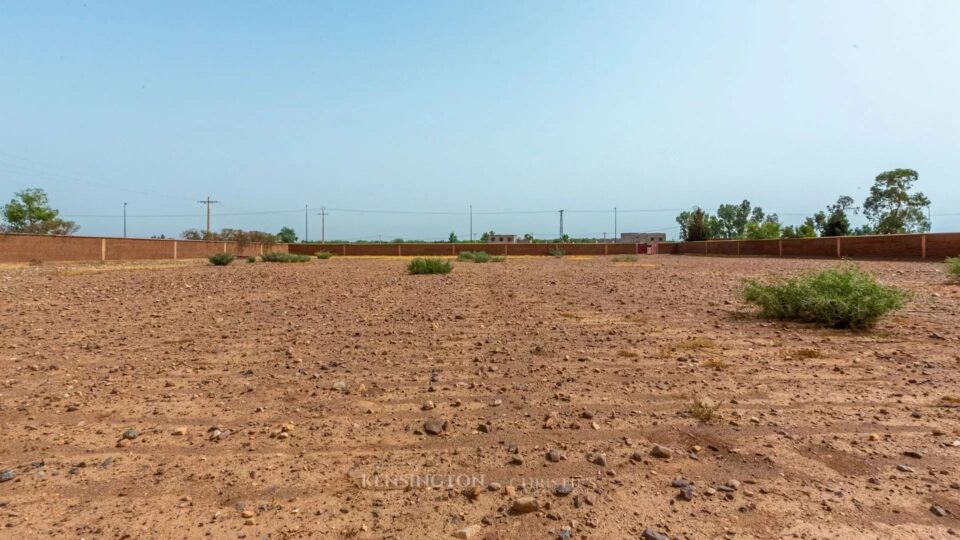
xmin=0 ymin=255 xmax=958 ymax=539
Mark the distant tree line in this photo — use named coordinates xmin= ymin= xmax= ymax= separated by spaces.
xmin=676 ymin=169 xmax=931 ymax=241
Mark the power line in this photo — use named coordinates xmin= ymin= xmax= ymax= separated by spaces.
xmin=0 ymin=151 xmax=197 ymax=204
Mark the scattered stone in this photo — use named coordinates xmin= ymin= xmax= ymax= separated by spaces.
xmin=589 ymin=453 xmax=607 ymax=466
xmin=553 ymin=484 xmax=574 ymax=497
xmin=931 ymin=504 xmax=948 ymax=517
xmin=546 ymin=449 xmax=562 ymax=463
xmin=650 ymin=445 xmax=673 ymax=459
xmin=510 ymin=454 xmax=524 ymax=465
xmin=896 ymin=464 xmax=915 ymax=473
xmin=511 ymin=497 xmax=539 ymax=514
xmin=172 ymin=427 xmax=187 ymax=436
xmin=332 ymin=380 xmax=347 ymax=391
xmin=902 ymin=450 xmax=923 ymax=459
xmin=122 ymin=428 xmax=140 ymax=440
xmin=453 ymin=524 xmax=482 ymax=539
xmin=422 ymin=401 xmax=436 ymax=411
xmin=424 ymin=419 xmax=446 ymax=435
xmin=642 ymin=528 xmax=670 ymax=540
xmin=679 ymin=486 xmax=696 ymax=501
xmin=0 ymin=470 xmax=14 ymax=483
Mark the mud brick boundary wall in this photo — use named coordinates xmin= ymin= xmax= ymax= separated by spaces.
xmin=288 ymin=242 xmax=642 ymax=257
xmin=657 ymin=232 xmax=960 ymax=260
xmin=6 ymin=232 xmax=958 ymax=263
xmin=0 ymin=233 xmax=288 ymax=263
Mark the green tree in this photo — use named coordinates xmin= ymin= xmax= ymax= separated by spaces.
xmin=715 ymin=200 xmax=752 ymax=239
xmin=684 ymin=208 xmax=710 ymax=241
xmin=781 ymin=218 xmax=817 ymax=239
xmin=744 ymin=214 xmax=781 ymax=239
xmin=813 ymin=195 xmax=857 ymax=237
xmin=1 ymin=188 xmax=79 ymax=235
xmin=448 ymin=231 xmax=458 ymax=243
xmin=863 ymin=169 xmax=930 ymax=234
xmin=522 ymin=233 xmax=534 ymax=242
xmin=677 ymin=207 xmax=722 ymax=241
xmin=277 ymin=226 xmax=298 ymax=243
xmin=479 ymin=230 xmax=494 ymax=242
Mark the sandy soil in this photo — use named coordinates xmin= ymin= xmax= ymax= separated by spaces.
xmin=0 ymin=255 xmax=958 ymax=539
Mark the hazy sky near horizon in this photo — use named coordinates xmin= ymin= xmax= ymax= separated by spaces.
xmin=2 ymin=1 xmax=958 ymax=240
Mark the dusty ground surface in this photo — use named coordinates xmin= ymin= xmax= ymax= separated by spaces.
xmin=0 ymin=255 xmax=958 ymax=540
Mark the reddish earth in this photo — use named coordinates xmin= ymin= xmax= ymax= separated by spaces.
xmin=0 ymin=255 xmax=958 ymax=539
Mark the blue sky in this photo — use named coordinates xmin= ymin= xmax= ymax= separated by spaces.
xmin=1 ymin=1 xmax=958 ymax=240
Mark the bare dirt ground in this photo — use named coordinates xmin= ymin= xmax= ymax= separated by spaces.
xmin=1 ymin=255 xmax=958 ymax=539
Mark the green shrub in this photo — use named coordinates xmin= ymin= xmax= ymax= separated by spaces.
xmin=548 ymin=248 xmax=565 ymax=258
xmin=612 ymin=255 xmax=638 ymax=262
xmin=208 ymin=252 xmax=235 ymax=266
xmin=457 ymin=251 xmax=505 ymax=263
xmin=947 ymin=257 xmax=960 ymax=281
xmin=743 ymin=266 xmax=906 ymax=329
xmin=247 ymin=256 xmax=257 ymax=263
xmin=260 ymin=251 xmax=311 ymax=263
xmin=408 ymin=257 xmax=452 ymax=275
xmin=315 ymin=251 xmax=335 ymax=260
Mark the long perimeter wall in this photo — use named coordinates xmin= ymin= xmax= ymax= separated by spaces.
xmin=6 ymin=232 xmax=958 ymax=263
xmin=0 ymin=233 xmax=287 ymax=263
xmin=658 ymin=232 xmax=960 ymax=260
xmin=289 ymin=242 xmax=642 ymax=257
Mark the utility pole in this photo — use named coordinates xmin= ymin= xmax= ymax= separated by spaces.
xmin=317 ymin=206 xmax=328 ymax=243
xmin=614 ymin=207 xmax=618 ymax=241
xmin=469 ymin=205 xmax=473 ymax=243
xmin=123 ymin=202 xmax=128 ymax=238
xmin=197 ymin=196 xmax=220 ymax=237
xmin=559 ymin=209 xmax=565 ymax=241
xmin=305 ymin=205 xmax=309 ymax=243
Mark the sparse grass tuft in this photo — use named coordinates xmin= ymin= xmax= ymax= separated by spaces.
xmin=688 ymin=399 xmax=721 ymax=423
xmin=457 ymin=251 xmax=481 ymax=261
xmin=457 ymin=251 xmax=505 ymax=263
xmin=246 ymin=256 xmax=257 ymax=263
xmin=703 ymin=358 xmax=730 ymax=370
xmin=617 ymin=350 xmax=639 ymax=358
xmin=612 ymin=255 xmax=638 ymax=263
xmin=790 ymin=348 xmax=822 ymax=360
xmin=261 ymin=252 xmax=311 ymax=263
xmin=549 ymin=248 xmax=565 ymax=258
xmin=675 ymin=337 xmax=716 ymax=350
xmin=208 ymin=252 xmax=235 ymax=266
xmin=743 ymin=266 xmax=906 ymax=329
xmin=315 ymin=251 xmax=335 ymax=260
xmin=407 ymin=257 xmax=452 ymax=275
xmin=947 ymin=257 xmax=960 ymax=281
